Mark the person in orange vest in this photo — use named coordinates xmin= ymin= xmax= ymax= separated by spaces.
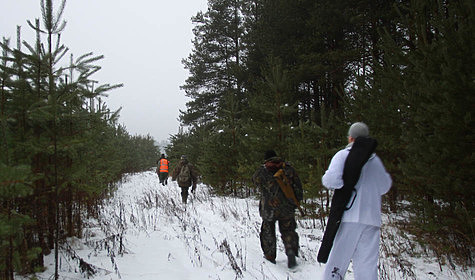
xmin=156 ymin=154 xmax=170 ymax=186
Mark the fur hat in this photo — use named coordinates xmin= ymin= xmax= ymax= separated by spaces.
xmin=264 ymin=150 xmax=277 ymax=161
xmin=348 ymin=122 xmax=369 ymax=138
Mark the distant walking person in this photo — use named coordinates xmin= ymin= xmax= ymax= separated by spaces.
xmin=252 ymin=150 xmax=303 ymax=269
xmin=171 ymin=155 xmax=198 ymax=204
xmin=320 ymin=122 xmax=392 ymax=280
xmin=157 ymin=154 xmax=170 ymax=186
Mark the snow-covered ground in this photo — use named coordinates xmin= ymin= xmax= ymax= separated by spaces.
xmin=26 ymin=171 xmax=474 ymax=279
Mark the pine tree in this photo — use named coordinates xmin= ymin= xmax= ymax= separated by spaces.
xmin=349 ymin=0 xmax=474 ymax=264
xmin=0 ymin=0 xmax=163 ymax=277
xmin=397 ymin=0 xmax=474 ymax=264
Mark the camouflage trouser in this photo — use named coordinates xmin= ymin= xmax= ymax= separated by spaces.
xmin=260 ymin=217 xmax=299 ymax=259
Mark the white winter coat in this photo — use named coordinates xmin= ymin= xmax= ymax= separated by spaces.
xmin=322 ymin=144 xmax=392 ymax=227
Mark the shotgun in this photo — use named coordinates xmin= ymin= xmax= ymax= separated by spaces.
xmin=273 ymin=168 xmax=305 ymax=216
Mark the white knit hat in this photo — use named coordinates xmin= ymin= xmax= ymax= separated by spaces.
xmin=348 ymin=122 xmax=369 ymax=138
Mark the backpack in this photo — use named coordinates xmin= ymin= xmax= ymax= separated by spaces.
xmin=177 ymin=163 xmax=191 ymax=186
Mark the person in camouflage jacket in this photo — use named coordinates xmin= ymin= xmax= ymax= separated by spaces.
xmin=171 ymin=155 xmax=199 ymax=204
xmin=252 ymin=150 xmax=303 ymax=268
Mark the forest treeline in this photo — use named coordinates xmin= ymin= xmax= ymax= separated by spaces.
xmin=166 ymin=0 xmax=474 ymax=267
xmin=0 ymin=1 xmax=158 ymax=278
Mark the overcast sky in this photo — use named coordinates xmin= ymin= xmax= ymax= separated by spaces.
xmin=1 ymin=0 xmax=208 ymax=142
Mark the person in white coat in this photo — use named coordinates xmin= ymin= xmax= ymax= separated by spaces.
xmin=321 ymin=122 xmax=392 ymax=280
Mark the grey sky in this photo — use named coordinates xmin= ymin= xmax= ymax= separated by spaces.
xmin=1 ymin=0 xmax=208 ymax=142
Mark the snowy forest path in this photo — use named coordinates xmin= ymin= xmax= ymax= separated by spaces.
xmin=27 ymin=171 xmax=472 ymax=280
xmin=43 ymin=171 xmax=322 ymax=279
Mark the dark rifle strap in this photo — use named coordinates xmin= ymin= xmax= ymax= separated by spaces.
xmin=317 ymin=137 xmax=377 ymax=263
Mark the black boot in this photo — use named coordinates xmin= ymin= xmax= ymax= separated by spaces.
xmin=264 ymin=255 xmax=276 ymax=264
xmin=287 ymin=251 xmax=297 ymax=269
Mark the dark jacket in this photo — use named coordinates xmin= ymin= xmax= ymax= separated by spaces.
xmin=171 ymin=159 xmax=199 ymax=188
xmin=252 ymin=157 xmax=303 ymax=221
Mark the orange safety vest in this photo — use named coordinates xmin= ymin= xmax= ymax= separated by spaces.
xmin=159 ymin=158 xmax=169 ymax=173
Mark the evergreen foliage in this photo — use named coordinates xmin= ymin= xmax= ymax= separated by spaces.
xmin=377 ymin=0 xmax=473 ymax=263
xmin=0 ymin=1 xmax=159 ymax=278
xmin=168 ymin=0 xmax=474 ymax=266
